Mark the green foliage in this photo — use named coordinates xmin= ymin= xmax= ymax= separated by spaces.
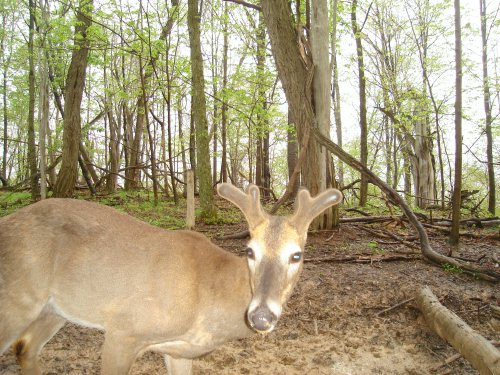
xmin=442 ymin=263 xmax=463 ymax=274
xmin=0 ymin=191 xmax=32 ymax=217
xmin=367 ymin=240 xmax=386 ymax=254
xmin=99 ymin=191 xmax=188 ymax=230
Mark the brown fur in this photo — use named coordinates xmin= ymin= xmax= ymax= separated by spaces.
xmin=0 ymin=183 xmax=342 ymax=375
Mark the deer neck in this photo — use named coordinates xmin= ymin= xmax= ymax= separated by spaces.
xmin=197 ymin=252 xmax=254 ymax=343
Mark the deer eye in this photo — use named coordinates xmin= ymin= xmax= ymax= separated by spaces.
xmin=290 ymin=252 xmax=302 ymax=263
xmin=246 ymin=247 xmax=255 ymax=260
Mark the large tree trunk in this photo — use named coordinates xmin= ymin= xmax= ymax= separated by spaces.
xmin=187 ymin=0 xmax=215 ymax=219
xmin=480 ymin=0 xmax=496 ymax=215
xmin=450 ymin=0 xmax=462 ymax=245
xmin=54 ymin=0 xmax=93 ymax=197
xmin=260 ymin=0 xmax=319 ymax=201
xmin=351 ymin=0 xmax=369 ymax=207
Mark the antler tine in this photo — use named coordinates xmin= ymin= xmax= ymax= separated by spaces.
xmin=217 ymin=183 xmax=268 ymax=230
xmin=290 ymin=188 xmax=343 ymax=234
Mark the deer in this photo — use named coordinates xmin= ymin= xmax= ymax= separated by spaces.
xmin=0 ymin=183 xmax=342 ymax=375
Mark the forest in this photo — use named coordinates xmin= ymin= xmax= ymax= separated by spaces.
xmin=0 ymin=0 xmax=499 ymax=374
xmin=0 ymin=0 xmax=497 ymax=218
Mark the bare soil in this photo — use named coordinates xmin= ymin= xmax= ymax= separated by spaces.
xmin=1 ymin=220 xmax=499 ymax=375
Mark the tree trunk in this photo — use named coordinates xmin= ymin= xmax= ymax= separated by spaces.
xmin=1 ymin=13 xmax=9 ymax=183
xmin=187 ymin=0 xmax=215 ymax=219
xmin=450 ymin=0 xmax=462 ymax=245
xmin=260 ymin=0 xmax=319 ymax=202
xmin=287 ymin=109 xmax=299 ymax=198
xmin=255 ymin=11 xmax=270 ymax=198
xmin=140 ymin=61 xmax=158 ymax=206
xmin=124 ymin=92 xmax=145 ymax=190
xmin=351 ymin=0 xmax=369 ymax=207
xmin=412 ymin=103 xmax=436 ymax=208
xmin=189 ymin=100 xmax=196 ymax=185
xmin=106 ymin=107 xmax=120 ymax=193
xmin=54 ymin=0 xmax=93 ymax=197
xmin=480 ymin=0 xmax=496 ymax=215
xmin=330 ymin=0 xmax=343 ymax=188
xmin=38 ymin=28 xmax=49 ymax=200
xmin=416 ymin=287 xmax=500 ymax=375
xmin=177 ymin=95 xmax=188 ymax=197
xmin=221 ymin=4 xmax=228 ymax=184
xmin=28 ymin=0 xmax=38 ymax=200
xmin=312 ymin=0 xmax=337 ymax=228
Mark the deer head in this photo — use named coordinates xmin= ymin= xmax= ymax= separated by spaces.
xmin=217 ymin=183 xmax=343 ymax=333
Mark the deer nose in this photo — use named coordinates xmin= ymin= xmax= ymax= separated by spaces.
xmin=248 ymin=305 xmax=278 ymax=332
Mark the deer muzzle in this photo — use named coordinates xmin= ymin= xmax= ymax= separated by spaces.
xmin=247 ymin=304 xmax=278 ymax=333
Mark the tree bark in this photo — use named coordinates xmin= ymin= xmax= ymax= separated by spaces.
xmin=54 ymin=0 xmax=93 ymax=197
xmin=28 ymin=0 xmax=38 ymax=200
xmin=1 ymin=12 xmax=11 ymax=183
xmin=312 ymin=0 xmax=337 ymax=228
xmin=480 ymin=0 xmax=496 ymax=215
xmin=330 ymin=0 xmax=343 ymax=187
xmin=416 ymin=287 xmax=500 ymax=375
xmin=450 ymin=0 xmax=462 ymax=245
xmin=287 ymin=109 xmax=299 ymax=198
xmin=39 ymin=47 xmax=49 ymax=200
xmin=38 ymin=0 xmax=50 ymax=200
xmin=260 ymin=0 xmax=319 ymax=202
xmin=351 ymin=0 xmax=369 ymax=207
xmin=220 ymin=2 xmax=228 ymax=183
xmin=255 ymin=10 xmax=270 ymax=198
xmin=187 ymin=0 xmax=216 ymax=219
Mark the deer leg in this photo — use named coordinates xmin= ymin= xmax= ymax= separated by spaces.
xmin=0 ymin=298 xmax=46 ymax=356
xmin=14 ymin=311 xmax=66 ymax=375
xmin=164 ymin=355 xmax=193 ymax=375
xmin=100 ymin=333 xmax=141 ymax=375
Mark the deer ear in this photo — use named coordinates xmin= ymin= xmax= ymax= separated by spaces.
xmin=289 ymin=188 xmax=343 ymax=234
xmin=217 ymin=183 xmax=268 ymax=230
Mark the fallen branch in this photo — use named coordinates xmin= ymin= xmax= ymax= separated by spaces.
xmin=422 ymin=222 xmax=500 ymax=240
xmin=357 ymin=226 xmax=420 ymax=251
xmin=416 ymin=286 xmax=500 ymax=375
xmin=304 ymin=253 xmax=420 ymax=264
xmin=376 ymin=297 xmax=415 ymax=317
xmin=339 ymin=215 xmax=397 ymax=224
xmin=431 ymin=353 xmax=462 ymax=372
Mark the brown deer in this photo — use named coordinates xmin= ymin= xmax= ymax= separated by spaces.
xmin=0 ymin=183 xmax=342 ymax=374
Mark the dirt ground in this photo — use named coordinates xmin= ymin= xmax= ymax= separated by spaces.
xmin=1 ymin=220 xmax=499 ymax=375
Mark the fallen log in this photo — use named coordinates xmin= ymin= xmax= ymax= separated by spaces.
xmin=416 ymin=286 xmax=500 ymax=375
